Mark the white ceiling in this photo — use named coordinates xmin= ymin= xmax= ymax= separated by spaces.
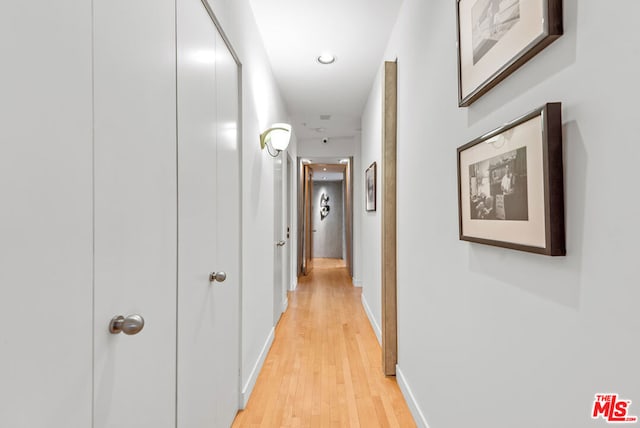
xmin=249 ymin=0 xmax=404 ymax=140
xmin=310 ymin=163 xmax=345 ymax=181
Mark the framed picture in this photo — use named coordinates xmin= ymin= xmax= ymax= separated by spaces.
xmin=457 ymin=103 xmax=565 ymax=255
xmin=365 ymin=162 xmax=376 ymax=212
xmin=456 ymin=0 xmax=563 ymax=107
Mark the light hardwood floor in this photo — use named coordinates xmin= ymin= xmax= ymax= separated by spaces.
xmin=232 ymin=258 xmax=416 ymax=427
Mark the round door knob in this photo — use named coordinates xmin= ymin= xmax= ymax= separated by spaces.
xmin=209 ymin=271 xmax=227 ymax=282
xmin=109 ymin=314 xmax=145 ymax=335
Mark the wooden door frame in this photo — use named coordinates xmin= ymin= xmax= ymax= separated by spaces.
xmin=297 ymin=159 xmax=304 ymax=277
xmin=286 ymin=154 xmax=293 ymax=291
xmin=381 ymin=61 xmax=398 ymax=376
xmin=297 ymin=160 xmax=352 ymax=277
xmin=300 ymin=163 xmax=313 ymax=275
xmin=345 ymin=158 xmax=354 ymax=278
xmin=307 ymin=170 xmax=314 ymax=273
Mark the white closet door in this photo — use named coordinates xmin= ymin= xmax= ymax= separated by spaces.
xmin=214 ymin=22 xmax=242 ymax=428
xmin=92 ymin=0 xmax=177 ymax=426
xmin=0 ymin=2 xmax=93 ymax=427
xmin=177 ymin=0 xmax=241 ymax=426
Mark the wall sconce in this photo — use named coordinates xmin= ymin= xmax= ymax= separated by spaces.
xmin=260 ymin=123 xmax=292 ymax=157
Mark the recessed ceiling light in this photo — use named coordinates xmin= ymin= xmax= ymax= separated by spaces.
xmin=317 ymin=54 xmax=336 ymax=65
xmin=323 ymin=168 xmax=327 ymax=171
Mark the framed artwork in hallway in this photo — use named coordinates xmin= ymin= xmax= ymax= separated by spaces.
xmin=457 ymin=103 xmax=565 ymax=256
xmin=365 ymin=162 xmax=376 ymax=212
xmin=456 ymin=0 xmax=563 ymax=106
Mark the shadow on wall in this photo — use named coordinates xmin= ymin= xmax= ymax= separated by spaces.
xmin=468 ymin=121 xmax=586 ymax=309
xmin=467 ymin=0 xmax=579 ymax=126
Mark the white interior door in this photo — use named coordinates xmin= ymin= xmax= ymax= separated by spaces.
xmin=286 ymin=155 xmax=293 ymax=292
xmin=92 ymin=0 xmax=177 ymax=426
xmin=0 ymin=2 xmax=93 ymax=426
xmin=274 ymin=156 xmax=285 ymax=323
xmin=177 ymin=0 xmax=241 ymax=426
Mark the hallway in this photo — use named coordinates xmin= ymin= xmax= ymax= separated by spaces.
xmin=233 ymin=259 xmax=415 ymax=427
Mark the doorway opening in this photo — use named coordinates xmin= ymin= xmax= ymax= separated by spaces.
xmin=297 ymin=157 xmax=354 ymax=280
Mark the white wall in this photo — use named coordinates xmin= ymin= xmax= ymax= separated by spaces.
xmin=361 ymin=71 xmax=383 ymax=340
xmin=204 ymin=0 xmax=293 ymax=407
xmin=361 ymin=1 xmax=640 ymax=427
xmin=298 ymin=136 xmax=362 ymax=285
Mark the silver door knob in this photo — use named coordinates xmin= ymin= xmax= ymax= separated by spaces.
xmin=276 ymin=240 xmax=286 ymax=247
xmin=209 ymin=271 xmax=227 ymax=282
xmin=109 ymin=314 xmax=145 ymax=335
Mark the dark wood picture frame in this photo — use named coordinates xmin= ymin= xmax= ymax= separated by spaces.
xmin=365 ymin=162 xmax=377 ymax=212
xmin=457 ymin=103 xmax=565 ymax=256
xmin=456 ymin=0 xmax=563 ymax=107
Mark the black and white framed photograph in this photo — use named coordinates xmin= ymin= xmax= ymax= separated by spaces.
xmin=365 ymin=162 xmax=376 ymax=212
xmin=468 ymin=147 xmax=528 ymax=221
xmin=456 ymin=0 xmax=563 ymax=107
xmin=457 ymin=103 xmax=565 ymax=255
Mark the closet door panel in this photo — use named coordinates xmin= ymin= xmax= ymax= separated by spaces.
xmin=93 ymin=0 xmax=177 ymax=426
xmin=213 ymin=28 xmax=242 ymax=428
xmin=0 ymin=2 xmax=93 ymax=427
xmin=177 ymin=1 xmax=241 ymax=426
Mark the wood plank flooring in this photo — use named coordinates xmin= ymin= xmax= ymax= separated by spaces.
xmin=232 ymin=258 xmax=416 ymax=428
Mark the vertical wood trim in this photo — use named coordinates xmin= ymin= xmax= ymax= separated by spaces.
xmin=308 ymin=176 xmax=314 ymax=272
xmin=381 ymin=61 xmax=398 ymax=376
xmin=297 ymin=159 xmax=304 ymax=276
xmin=345 ymin=159 xmax=353 ymax=278
xmin=302 ymin=165 xmax=311 ymax=274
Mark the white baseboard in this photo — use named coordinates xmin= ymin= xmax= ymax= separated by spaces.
xmin=290 ymin=278 xmax=297 ymax=291
xmin=360 ymin=294 xmax=381 ymax=345
xmin=396 ymin=365 xmax=431 ymax=428
xmin=352 ymin=278 xmax=362 ymax=287
xmin=240 ymin=327 xmax=275 ymax=408
xmin=282 ymin=296 xmax=288 ymax=313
